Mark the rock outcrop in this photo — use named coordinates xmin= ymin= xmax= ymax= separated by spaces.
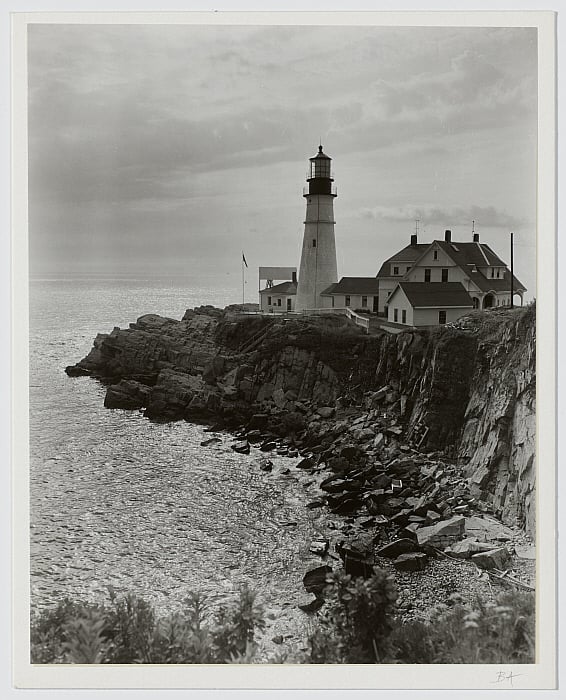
xmin=65 ymin=303 xmax=536 ymax=534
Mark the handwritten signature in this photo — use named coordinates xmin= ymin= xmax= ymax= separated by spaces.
xmin=491 ymin=670 xmax=524 ymax=687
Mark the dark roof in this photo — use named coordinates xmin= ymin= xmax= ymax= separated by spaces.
xmin=321 ymin=277 xmax=381 ymax=295
xmin=435 ymin=240 xmax=506 ymax=268
xmin=259 ymin=281 xmax=297 ymax=295
xmin=393 ymin=282 xmax=474 ymax=308
xmin=464 ymin=268 xmax=526 ymax=293
xmin=377 ymin=239 xmax=526 ymax=292
xmin=311 ymin=144 xmax=331 ymax=160
xmin=376 ymin=244 xmax=429 ymax=278
xmin=433 ymin=241 xmax=525 ymax=292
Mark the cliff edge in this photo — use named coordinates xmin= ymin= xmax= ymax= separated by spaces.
xmin=66 ymin=303 xmax=536 ymax=534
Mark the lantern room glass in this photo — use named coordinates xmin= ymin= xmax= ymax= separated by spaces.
xmin=310 ymin=158 xmax=331 ymax=179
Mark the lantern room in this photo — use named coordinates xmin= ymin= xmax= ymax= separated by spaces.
xmin=305 ymin=145 xmax=337 ymax=197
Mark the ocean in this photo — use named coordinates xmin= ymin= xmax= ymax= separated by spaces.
xmin=28 ymin=275 xmax=326 ymax=651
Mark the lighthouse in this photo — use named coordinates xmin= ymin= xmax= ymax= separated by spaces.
xmin=295 ymin=145 xmax=338 ymax=311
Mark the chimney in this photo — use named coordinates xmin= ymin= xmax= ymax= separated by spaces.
xmin=473 ymin=232 xmax=480 ymax=243
xmin=444 ymin=229 xmax=452 ymax=242
xmin=292 ymin=270 xmax=297 ymax=284
xmin=410 ymin=234 xmax=418 ymax=246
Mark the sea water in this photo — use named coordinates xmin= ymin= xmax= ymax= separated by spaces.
xmin=28 ymin=275 xmax=327 ymax=652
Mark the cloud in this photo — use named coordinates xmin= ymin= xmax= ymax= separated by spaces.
xmin=359 ymin=204 xmax=528 ymax=230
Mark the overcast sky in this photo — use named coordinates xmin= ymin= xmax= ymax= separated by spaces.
xmin=28 ymin=23 xmax=537 ymax=297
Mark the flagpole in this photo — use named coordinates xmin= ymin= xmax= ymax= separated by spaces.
xmin=242 ymin=251 xmax=245 ymax=305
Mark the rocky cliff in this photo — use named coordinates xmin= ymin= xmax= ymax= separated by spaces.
xmin=66 ymin=303 xmax=536 ymax=534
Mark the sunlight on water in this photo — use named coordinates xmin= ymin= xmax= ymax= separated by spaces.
xmin=29 ymin=278 xmax=326 ymax=652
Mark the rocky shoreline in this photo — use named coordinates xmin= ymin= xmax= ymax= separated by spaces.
xmin=65 ymin=303 xmax=536 ymax=628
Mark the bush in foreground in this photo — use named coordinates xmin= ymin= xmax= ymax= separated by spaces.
xmin=304 ymin=571 xmax=535 ymax=664
xmin=31 ymin=573 xmax=535 ymax=664
xmin=31 ymin=584 xmax=264 ymax=664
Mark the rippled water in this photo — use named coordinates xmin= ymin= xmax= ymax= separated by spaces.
xmin=29 ymin=277 xmax=328 ymax=652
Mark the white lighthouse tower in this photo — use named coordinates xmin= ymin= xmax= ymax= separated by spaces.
xmin=295 ymin=145 xmax=338 ymax=311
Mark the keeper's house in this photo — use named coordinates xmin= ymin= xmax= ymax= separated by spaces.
xmin=387 ymin=282 xmax=474 ymax=328
xmin=320 ymin=277 xmax=381 ymax=312
xmin=259 ymin=280 xmax=297 ymax=313
xmin=377 ymin=229 xmax=526 ymax=324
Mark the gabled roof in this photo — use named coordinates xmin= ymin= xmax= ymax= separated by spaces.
xmin=464 ymin=268 xmax=526 ymax=293
xmin=435 ymin=240 xmax=506 ymax=268
xmin=378 ymin=238 xmax=526 ymax=293
xmin=376 ymin=244 xmax=429 ymax=278
xmin=321 ymin=277 xmax=381 ymax=295
xmin=259 ymin=281 xmax=297 ymax=295
xmin=392 ymin=282 xmax=474 ymax=308
xmin=431 ymin=241 xmax=525 ymax=292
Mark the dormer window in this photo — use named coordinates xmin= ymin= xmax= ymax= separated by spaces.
xmin=393 ymin=266 xmax=399 ymax=275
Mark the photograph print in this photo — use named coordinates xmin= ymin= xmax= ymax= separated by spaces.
xmin=14 ymin=11 xmax=556 ymax=690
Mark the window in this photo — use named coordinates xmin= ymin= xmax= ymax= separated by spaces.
xmin=277 ymin=298 xmax=282 ymax=307
xmin=441 ymin=268 xmax=448 ymax=282
xmin=433 ymin=250 xmax=438 ymax=260
xmin=345 ymin=295 xmax=351 ymax=307
xmin=267 ymin=296 xmax=272 ymax=306
xmin=386 ymin=291 xmax=391 ymax=298
xmin=438 ymin=310 xmax=447 ymax=324
xmin=402 ymin=309 xmax=406 ymax=324
xmin=407 ymin=266 xmax=411 ymax=273
xmin=331 ymin=296 xmax=335 ymax=308
xmin=424 ymin=269 xmax=431 ymax=282
xmin=361 ymin=296 xmax=368 ymax=307
xmin=312 ymin=239 xmax=317 ymax=247
xmin=393 ymin=266 xmax=399 ymax=275
xmin=497 ymin=269 xmax=500 ymax=278
xmin=394 ymin=308 xmax=398 ymax=322
xmin=472 ymin=297 xmax=479 ymax=309
xmin=491 ymin=268 xmax=495 ymax=278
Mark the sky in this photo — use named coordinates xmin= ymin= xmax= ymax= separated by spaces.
xmin=27 ymin=23 xmax=538 ymax=298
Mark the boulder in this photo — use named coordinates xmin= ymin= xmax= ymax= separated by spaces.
xmin=373 ymin=433 xmax=385 ymax=450
xmin=65 ymin=365 xmax=91 ymax=377
xmin=317 ymin=406 xmax=335 ymax=419
xmin=342 ymin=555 xmax=375 ymax=578
xmin=471 ymin=547 xmax=511 ymax=570
xmin=514 ymin=544 xmax=536 ymax=560
xmin=231 ymin=440 xmax=250 ymax=455
xmin=376 ymin=538 xmax=418 ymax=559
xmin=464 ymin=516 xmax=514 ymax=543
xmin=444 ymin=538 xmax=495 ymax=559
xmin=260 ymin=441 xmax=277 ymax=452
xmin=295 ymin=457 xmax=315 ymax=470
xmin=258 ymin=458 xmax=273 ymax=472
xmin=393 ymin=552 xmax=428 ymax=572
xmin=302 ymin=565 xmax=332 ymax=595
xmin=306 ymin=500 xmax=325 ymax=509
xmin=297 ymin=594 xmax=324 ymax=613
xmin=309 ymin=538 xmax=329 ymax=556
xmin=200 ymin=437 xmax=221 ymax=447
xmin=416 ymin=516 xmax=466 ymax=549
xmin=104 ymin=379 xmax=151 ymax=410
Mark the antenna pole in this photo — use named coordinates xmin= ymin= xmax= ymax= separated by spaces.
xmin=510 ymin=232 xmax=514 ymax=309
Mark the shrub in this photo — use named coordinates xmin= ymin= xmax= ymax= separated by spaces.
xmin=390 ymin=590 xmax=535 ymax=664
xmin=30 ymin=584 xmax=265 ymax=664
xmin=306 ymin=569 xmax=398 ymax=663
